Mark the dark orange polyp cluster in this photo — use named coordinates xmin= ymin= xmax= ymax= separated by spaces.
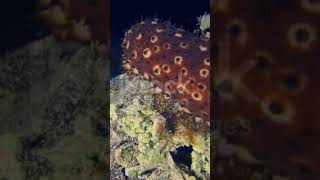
xmin=121 ymin=19 xmax=210 ymax=129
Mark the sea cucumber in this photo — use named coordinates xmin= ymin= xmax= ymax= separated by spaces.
xmin=121 ymin=19 xmax=210 ymax=129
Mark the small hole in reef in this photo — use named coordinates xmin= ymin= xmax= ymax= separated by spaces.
xmin=268 ymin=101 xmax=284 ymax=115
xmin=170 ymin=145 xmax=193 ymax=168
xmin=189 ymin=78 xmax=195 ymax=84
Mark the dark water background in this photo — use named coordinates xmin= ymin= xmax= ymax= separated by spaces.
xmin=0 ymin=0 xmax=43 ymax=56
xmin=110 ymin=0 xmax=210 ymax=77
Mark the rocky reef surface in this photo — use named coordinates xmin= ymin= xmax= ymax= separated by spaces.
xmin=110 ymin=74 xmax=210 ymax=180
xmin=0 ymin=36 xmax=108 ymax=180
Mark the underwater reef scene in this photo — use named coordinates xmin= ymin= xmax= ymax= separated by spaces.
xmin=0 ymin=1 xmax=110 ymax=179
xmin=213 ymin=0 xmax=320 ymax=179
xmin=110 ymin=15 xmax=210 ymax=179
xmin=0 ymin=36 xmax=108 ymax=179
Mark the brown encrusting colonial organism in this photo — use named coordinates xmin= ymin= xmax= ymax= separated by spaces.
xmin=214 ymin=0 xmax=320 ymax=179
xmin=121 ymin=19 xmax=210 ymax=130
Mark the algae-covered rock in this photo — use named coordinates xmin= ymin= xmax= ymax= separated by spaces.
xmin=110 ymin=74 xmax=210 ymax=180
xmin=0 ymin=36 xmax=108 ymax=180
xmin=0 ymin=133 xmax=24 ymax=180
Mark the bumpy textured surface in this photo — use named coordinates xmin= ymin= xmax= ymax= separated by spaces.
xmin=0 ymin=36 xmax=108 ymax=180
xmin=110 ymin=74 xmax=210 ymax=179
xmin=121 ymin=19 xmax=210 ymax=130
xmin=213 ymin=0 xmax=320 ymax=179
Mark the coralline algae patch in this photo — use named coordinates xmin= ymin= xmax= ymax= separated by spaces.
xmin=37 ymin=0 xmax=108 ymax=45
xmin=121 ymin=19 xmax=210 ymax=130
xmin=110 ymin=74 xmax=210 ymax=179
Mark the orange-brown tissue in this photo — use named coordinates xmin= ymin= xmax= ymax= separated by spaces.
xmin=121 ymin=19 xmax=210 ymax=129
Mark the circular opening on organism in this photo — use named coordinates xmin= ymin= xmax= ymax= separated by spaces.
xmin=255 ymin=55 xmax=271 ymax=70
xmin=179 ymin=42 xmax=188 ymax=48
xmin=228 ymin=24 xmax=242 ymax=38
xmin=130 ymin=51 xmax=137 ymax=59
xmin=164 ymin=43 xmax=171 ymax=49
xmin=181 ymin=67 xmax=188 ymax=76
xmin=143 ymin=48 xmax=152 ymax=58
xmin=204 ymin=58 xmax=210 ymax=66
xmin=136 ymin=43 xmax=141 ymax=48
xmin=167 ymin=84 xmax=173 ymax=90
xmin=153 ymin=45 xmax=160 ymax=52
xmin=163 ymin=65 xmax=168 ymax=70
xmin=288 ymin=23 xmax=316 ymax=49
xmin=192 ymin=92 xmax=202 ymax=101
xmin=188 ymin=78 xmax=195 ymax=84
xmin=162 ymin=64 xmax=170 ymax=73
xmin=153 ymin=65 xmax=161 ymax=76
xmin=200 ymin=69 xmax=209 ymax=77
xmin=268 ymin=101 xmax=284 ymax=115
xmin=150 ymin=35 xmax=158 ymax=43
xmin=198 ymin=83 xmax=206 ymax=91
xmin=295 ymin=28 xmax=310 ymax=43
xmin=174 ymin=56 xmax=183 ymax=65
